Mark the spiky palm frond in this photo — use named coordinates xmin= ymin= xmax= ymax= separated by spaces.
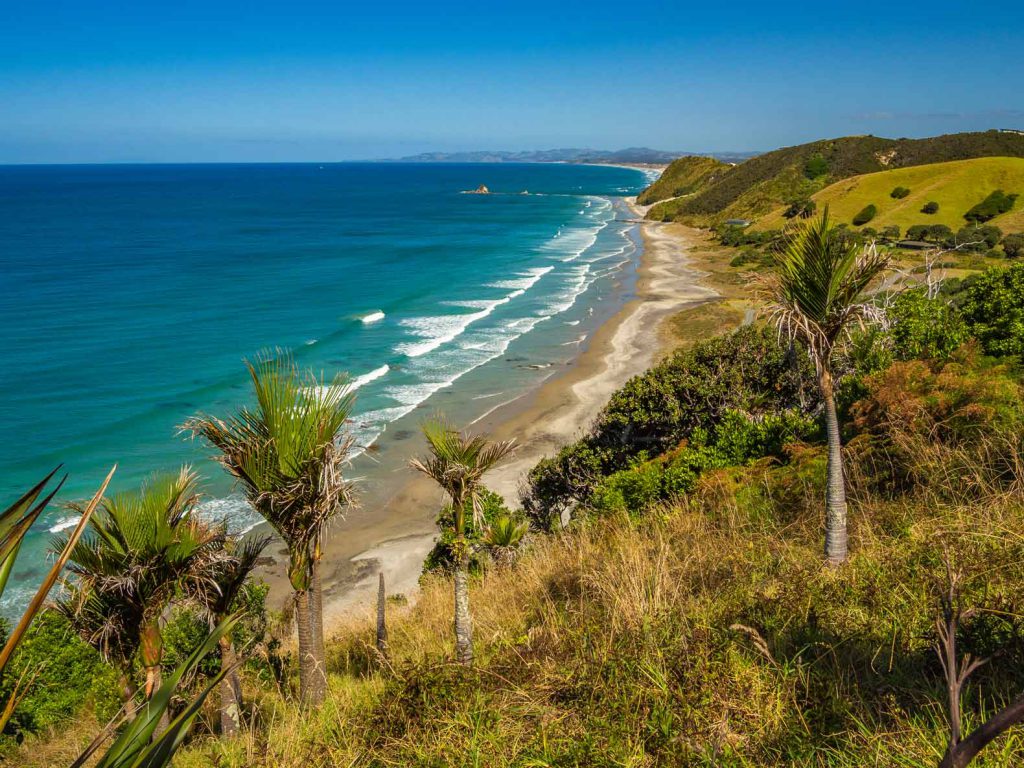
xmin=410 ymin=418 xmax=515 ymax=534
xmin=483 ymin=514 xmax=527 ymax=549
xmin=187 ymin=533 xmax=271 ymax=622
xmin=54 ymin=467 xmax=227 ymax=655
xmin=758 ymin=209 xmax=889 ymax=374
xmin=181 ymin=352 xmax=355 ymax=582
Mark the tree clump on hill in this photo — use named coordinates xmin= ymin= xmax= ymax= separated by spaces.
xmin=922 ymin=201 xmax=940 ymax=214
xmin=804 ymin=154 xmax=829 ymax=179
xmin=964 ymin=189 xmax=1018 ymax=223
xmin=1003 ymin=232 xmax=1024 ymax=258
xmin=852 ymin=204 xmax=877 ymax=226
xmin=783 ymin=198 xmax=817 ymax=219
xmin=891 ymin=186 xmax=911 ymax=199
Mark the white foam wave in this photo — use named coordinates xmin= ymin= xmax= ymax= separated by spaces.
xmin=198 ymin=495 xmax=265 ymax=536
xmin=350 ymin=364 xmax=390 ymax=391
xmin=360 ymin=310 xmax=386 ymax=324
xmin=486 ymin=266 xmax=553 ymax=291
xmin=48 ymin=516 xmax=81 ymax=533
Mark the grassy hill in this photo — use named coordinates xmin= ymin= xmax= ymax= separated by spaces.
xmin=636 ymin=155 xmax=730 ymax=205
xmin=644 ymin=130 xmax=1024 ymax=226
xmin=754 ymin=156 xmax=1024 ymax=233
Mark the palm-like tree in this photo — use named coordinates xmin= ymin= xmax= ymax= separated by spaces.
xmin=758 ymin=210 xmax=888 ymax=563
xmin=189 ymin=533 xmax=270 ymax=737
xmin=182 ymin=353 xmax=355 ymax=707
xmin=411 ymin=419 xmax=515 ymax=665
xmin=55 ymin=468 xmax=227 ymax=701
xmin=483 ymin=514 xmax=528 ymax=569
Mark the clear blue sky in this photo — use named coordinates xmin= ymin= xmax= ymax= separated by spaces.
xmin=2 ymin=0 xmax=1022 ymax=163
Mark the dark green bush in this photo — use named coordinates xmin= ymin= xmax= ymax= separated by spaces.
xmin=803 ymin=154 xmax=828 ymax=179
xmin=890 ymin=186 xmax=911 ymax=199
xmin=783 ymin=198 xmax=816 ymax=219
xmin=964 ymin=189 xmax=1018 ymax=223
xmin=522 ymin=327 xmax=818 ymax=528
xmin=921 ymin=201 xmax=939 ymax=214
xmin=852 ymin=204 xmax=877 ymax=226
xmin=1003 ymin=233 xmax=1024 ymax=258
xmin=954 ymin=225 xmax=1003 ymax=250
xmin=717 ymin=226 xmax=780 ymax=248
xmin=880 ymin=225 xmax=901 ymax=241
xmin=423 ymin=490 xmax=516 ymax=573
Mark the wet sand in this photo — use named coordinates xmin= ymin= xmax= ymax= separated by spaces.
xmin=258 ymin=201 xmax=718 ymax=634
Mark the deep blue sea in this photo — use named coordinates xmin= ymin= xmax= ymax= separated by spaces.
xmin=0 ymin=161 xmax=652 ymax=614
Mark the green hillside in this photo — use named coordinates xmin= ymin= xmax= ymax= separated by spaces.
xmin=644 ymin=130 xmax=1024 ymax=225
xmin=636 ymin=155 xmax=729 ymax=205
xmin=754 ymin=157 xmax=1024 ymax=234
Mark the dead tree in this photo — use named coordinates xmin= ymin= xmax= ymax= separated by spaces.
xmin=936 ymin=567 xmax=1024 ymax=768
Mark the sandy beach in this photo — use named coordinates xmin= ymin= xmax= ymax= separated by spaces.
xmin=257 ymin=200 xmax=719 ymax=633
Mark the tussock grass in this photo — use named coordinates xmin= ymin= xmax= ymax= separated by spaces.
xmin=166 ymin=445 xmax=1024 ymax=767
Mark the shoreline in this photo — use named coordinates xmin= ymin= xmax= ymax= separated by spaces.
xmin=263 ymin=199 xmax=721 ymax=635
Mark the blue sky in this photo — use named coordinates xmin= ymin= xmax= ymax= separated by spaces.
xmin=2 ymin=0 xmax=1022 ymax=163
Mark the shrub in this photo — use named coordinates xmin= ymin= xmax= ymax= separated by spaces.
xmin=921 ymin=201 xmax=939 ymax=214
xmin=804 ymin=154 xmax=828 ymax=179
xmin=852 ymin=204 xmax=877 ymax=226
xmin=423 ymin=490 xmax=515 ymax=573
xmin=0 ymin=611 xmax=121 ymax=740
xmin=1003 ymin=233 xmax=1024 ymax=258
xmin=964 ymin=189 xmax=1018 ymax=223
xmin=717 ymin=226 xmax=780 ymax=248
xmin=783 ymin=198 xmax=816 ymax=219
xmin=890 ymin=186 xmax=911 ymax=199
xmin=887 ymin=289 xmax=970 ymax=361
xmin=955 ymin=224 xmax=1003 ymax=250
xmin=522 ymin=327 xmax=818 ymax=526
xmin=956 ymin=262 xmax=1024 ymax=357
xmin=729 ymin=249 xmax=773 ymax=268
xmin=880 ymin=224 xmax=901 ymax=241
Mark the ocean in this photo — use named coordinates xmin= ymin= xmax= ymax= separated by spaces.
xmin=0 ymin=161 xmax=653 ymax=615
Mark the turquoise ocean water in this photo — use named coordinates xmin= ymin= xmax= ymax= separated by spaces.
xmin=0 ymin=161 xmax=652 ymax=614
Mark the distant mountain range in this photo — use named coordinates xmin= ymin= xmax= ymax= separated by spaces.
xmin=387 ymin=147 xmax=757 ymax=165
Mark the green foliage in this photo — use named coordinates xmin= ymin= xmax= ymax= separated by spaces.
xmin=851 ymin=203 xmax=877 ymax=226
xmin=1003 ymin=233 xmax=1024 ymax=258
xmin=954 ymin=224 xmax=1003 ymax=250
xmin=522 ymin=327 xmax=817 ymax=529
xmin=921 ymin=200 xmax=939 ymax=214
xmin=729 ymin=248 xmax=774 ymax=268
xmin=964 ymin=189 xmax=1018 ymax=223
xmin=955 ymin=263 xmax=1024 ymax=357
xmin=0 ymin=611 xmax=121 ymax=741
xmin=890 ymin=186 xmax=911 ymax=199
xmin=783 ymin=198 xmax=816 ymax=219
xmin=880 ymin=224 xmax=901 ymax=240
xmin=887 ymin=289 xmax=970 ymax=361
xmin=422 ymin=490 xmax=514 ymax=574
xmin=717 ymin=225 xmax=780 ymax=248
xmin=906 ymin=223 xmax=952 ymax=242
xmin=803 ymin=154 xmax=829 ymax=179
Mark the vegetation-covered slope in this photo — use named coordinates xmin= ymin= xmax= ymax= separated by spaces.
xmin=644 ymin=130 xmax=1024 ymax=225
xmin=636 ymin=155 xmax=729 ymax=205
xmin=754 ymin=157 xmax=1024 ymax=233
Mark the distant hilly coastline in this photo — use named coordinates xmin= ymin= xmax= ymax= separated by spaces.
xmin=640 ymin=129 xmax=1024 ymax=227
xmin=385 ymin=147 xmax=757 ymax=165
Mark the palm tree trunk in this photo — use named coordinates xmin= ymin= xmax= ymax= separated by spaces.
xmin=453 ymin=543 xmax=473 ymax=665
xmin=308 ymin=557 xmax=328 ymax=702
xmin=140 ymin=619 xmax=170 ymax=732
xmin=821 ymin=371 xmax=849 ymax=564
xmin=376 ymin=571 xmax=388 ymax=658
xmin=294 ymin=587 xmax=315 ymax=707
xmin=218 ymin=633 xmax=243 ymax=737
